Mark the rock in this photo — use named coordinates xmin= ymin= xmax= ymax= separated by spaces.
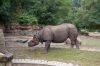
xmin=0 ymin=52 xmax=5 ymax=59
xmin=80 ymin=29 xmax=89 ymax=36
xmin=16 ymin=39 xmax=28 ymax=43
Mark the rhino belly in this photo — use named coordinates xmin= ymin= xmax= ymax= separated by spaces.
xmin=52 ymin=34 xmax=68 ymax=43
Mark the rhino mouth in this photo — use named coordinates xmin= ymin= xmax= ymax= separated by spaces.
xmin=28 ymin=42 xmax=38 ymax=47
xmin=28 ymin=44 xmax=36 ymax=47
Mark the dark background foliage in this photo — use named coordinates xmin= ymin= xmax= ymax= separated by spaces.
xmin=0 ymin=0 xmax=100 ymax=31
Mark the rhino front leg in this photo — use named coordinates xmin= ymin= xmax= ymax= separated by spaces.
xmin=44 ymin=41 xmax=51 ymax=53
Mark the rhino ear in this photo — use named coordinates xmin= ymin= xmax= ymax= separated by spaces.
xmin=36 ymin=31 xmax=39 ymax=35
xmin=33 ymin=35 xmax=39 ymax=42
xmin=36 ymin=31 xmax=38 ymax=34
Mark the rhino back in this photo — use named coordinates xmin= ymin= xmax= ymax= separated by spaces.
xmin=39 ymin=26 xmax=53 ymax=41
xmin=39 ymin=23 xmax=78 ymax=43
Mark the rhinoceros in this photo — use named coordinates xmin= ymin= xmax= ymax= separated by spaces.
xmin=28 ymin=23 xmax=80 ymax=52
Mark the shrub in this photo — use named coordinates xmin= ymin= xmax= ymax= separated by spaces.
xmin=18 ymin=13 xmax=38 ymax=25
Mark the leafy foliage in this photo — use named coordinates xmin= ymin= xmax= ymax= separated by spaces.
xmin=0 ymin=0 xmax=100 ymax=30
xmin=71 ymin=0 xmax=100 ymax=29
xmin=21 ymin=0 xmax=71 ymax=25
xmin=18 ymin=12 xmax=38 ymax=25
xmin=0 ymin=0 xmax=11 ymax=22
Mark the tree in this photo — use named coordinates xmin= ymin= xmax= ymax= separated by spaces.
xmin=21 ymin=0 xmax=71 ymax=25
xmin=69 ymin=0 xmax=100 ymax=30
xmin=0 ymin=0 xmax=11 ymax=32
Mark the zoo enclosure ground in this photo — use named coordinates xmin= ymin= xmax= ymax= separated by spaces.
xmin=5 ymin=35 xmax=100 ymax=52
xmin=4 ymin=34 xmax=100 ymax=66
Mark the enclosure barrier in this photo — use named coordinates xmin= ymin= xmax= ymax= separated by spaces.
xmin=0 ymin=29 xmax=13 ymax=66
xmin=12 ymin=59 xmax=79 ymax=66
xmin=0 ymin=53 xmax=12 ymax=66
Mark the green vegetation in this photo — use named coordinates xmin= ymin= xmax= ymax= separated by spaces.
xmin=18 ymin=12 xmax=38 ymax=25
xmin=71 ymin=0 xmax=100 ymax=29
xmin=0 ymin=0 xmax=71 ymax=25
xmin=13 ymin=48 xmax=100 ymax=66
xmin=0 ymin=0 xmax=100 ymax=30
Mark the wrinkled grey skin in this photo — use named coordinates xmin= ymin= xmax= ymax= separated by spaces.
xmin=28 ymin=23 xmax=80 ymax=52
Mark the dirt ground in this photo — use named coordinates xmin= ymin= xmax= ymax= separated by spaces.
xmin=5 ymin=33 xmax=100 ymax=52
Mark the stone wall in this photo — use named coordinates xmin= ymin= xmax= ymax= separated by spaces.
xmin=8 ymin=25 xmax=45 ymax=36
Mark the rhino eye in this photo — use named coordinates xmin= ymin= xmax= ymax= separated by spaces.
xmin=32 ymin=41 xmax=34 ymax=42
xmin=30 ymin=40 xmax=33 ymax=42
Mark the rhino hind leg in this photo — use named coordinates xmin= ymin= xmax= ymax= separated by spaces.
xmin=70 ymin=37 xmax=79 ymax=49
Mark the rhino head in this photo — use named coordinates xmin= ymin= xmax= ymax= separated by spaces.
xmin=28 ymin=35 xmax=39 ymax=47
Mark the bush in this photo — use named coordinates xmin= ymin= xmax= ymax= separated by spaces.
xmin=79 ymin=29 xmax=89 ymax=36
xmin=17 ymin=13 xmax=38 ymax=25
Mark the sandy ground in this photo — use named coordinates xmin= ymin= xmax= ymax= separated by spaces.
xmin=5 ymin=35 xmax=100 ymax=52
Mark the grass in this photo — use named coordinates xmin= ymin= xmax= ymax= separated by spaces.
xmin=10 ymin=35 xmax=100 ymax=66
xmin=13 ymin=47 xmax=100 ymax=66
xmin=81 ymin=37 xmax=100 ymax=47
